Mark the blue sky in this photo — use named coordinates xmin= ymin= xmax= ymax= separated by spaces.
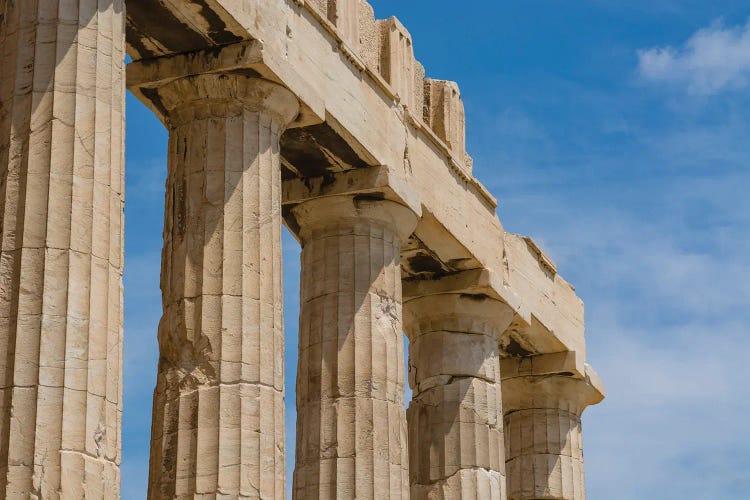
xmin=121 ymin=1 xmax=750 ymax=498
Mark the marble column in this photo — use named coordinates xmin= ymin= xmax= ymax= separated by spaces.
xmin=146 ymin=74 xmax=298 ymax=499
xmin=404 ymin=294 xmax=514 ymax=500
xmin=501 ymin=357 xmax=603 ymax=500
xmin=291 ymin=195 xmax=417 ymax=500
xmin=0 ymin=0 xmax=125 ymax=497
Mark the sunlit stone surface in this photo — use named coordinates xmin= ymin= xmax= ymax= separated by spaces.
xmin=0 ymin=1 xmax=125 ymax=497
xmin=0 ymin=0 xmax=604 ymax=498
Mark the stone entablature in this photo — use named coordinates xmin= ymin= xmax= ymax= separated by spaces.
xmin=0 ymin=0 xmax=604 ymax=499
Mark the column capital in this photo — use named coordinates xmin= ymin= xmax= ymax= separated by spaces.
xmin=283 ymin=165 xmax=423 ymax=220
xmin=404 ymin=292 xmax=508 ymax=400
xmin=127 ymin=40 xmax=324 ymax=128
xmin=403 ymin=268 xmax=521 ymax=307
xmin=501 ymin=353 xmax=605 ymax=415
xmin=403 ymin=268 xmax=522 ymax=346
xmin=404 ymin=293 xmax=515 ymax=341
xmin=290 ymin=193 xmax=419 ymax=242
xmin=152 ymin=74 xmax=300 ymax=128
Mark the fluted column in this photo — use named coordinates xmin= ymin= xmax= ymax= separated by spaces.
xmin=292 ymin=195 xmax=417 ymax=500
xmin=146 ymin=74 xmax=298 ymax=499
xmin=404 ymin=294 xmax=514 ymax=500
xmin=0 ymin=0 xmax=125 ymax=497
xmin=501 ymin=357 xmax=604 ymax=500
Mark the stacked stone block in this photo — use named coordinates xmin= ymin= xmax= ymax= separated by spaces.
xmin=404 ymin=293 xmax=515 ymax=500
xmin=0 ymin=1 xmax=126 ymax=497
xmin=292 ymin=195 xmax=417 ymax=500
xmin=145 ymin=74 xmax=298 ymax=498
xmin=501 ymin=356 xmax=604 ymax=500
xmin=306 ymin=0 xmax=468 ymax=173
xmin=0 ymin=1 xmax=605 ymax=499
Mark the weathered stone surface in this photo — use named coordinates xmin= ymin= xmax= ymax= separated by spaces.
xmin=126 ymin=0 xmax=586 ymax=361
xmin=501 ymin=355 xmax=604 ymax=500
xmin=291 ymin=195 xmax=417 ymax=500
xmin=424 ymin=80 xmax=469 ymax=174
xmin=1 ymin=0 xmax=607 ymax=498
xmin=195 ymin=0 xmax=586 ymax=357
xmin=405 ymin=293 xmax=515 ymax=500
xmin=0 ymin=0 xmax=125 ymax=497
xmin=144 ymin=74 xmax=298 ymax=499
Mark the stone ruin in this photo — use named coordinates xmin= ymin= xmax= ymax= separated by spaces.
xmin=0 ymin=0 xmax=604 ymax=498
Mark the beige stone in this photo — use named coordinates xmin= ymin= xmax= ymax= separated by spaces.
xmin=1 ymin=0 xmax=607 ymax=498
xmin=291 ymin=195 xmax=417 ymax=500
xmin=404 ymin=284 xmax=515 ymax=500
xmin=0 ymin=0 xmax=125 ymax=497
xmin=424 ymin=80 xmax=469 ymax=175
xmin=501 ymin=355 xmax=604 ymax=500
xmin=143 ymin=74 xmax=299 ymax=498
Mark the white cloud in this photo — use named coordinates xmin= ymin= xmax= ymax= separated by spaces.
xmin=638 ymin=19 xmax=750 ymax=94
